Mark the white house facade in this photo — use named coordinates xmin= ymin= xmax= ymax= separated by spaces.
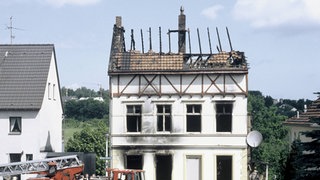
xmin=0 ymin=44 xmax=63 ymax=179
xmin=108 ymin=9 xmax=249 ymax=180
xmin=284 ymin=97 xmax=320 ymax=144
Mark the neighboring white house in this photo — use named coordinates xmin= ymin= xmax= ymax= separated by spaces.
xmin=108 ymin=9 xmax=249 ymax=180
xmin=0 ymin=44 xmax=63 ymax=179
xmin=284 ymin=97 xmax=320 ymax=144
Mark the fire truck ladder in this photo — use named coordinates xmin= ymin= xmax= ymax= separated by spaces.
xmin=0 ymin=155 xmax=82 ymax=176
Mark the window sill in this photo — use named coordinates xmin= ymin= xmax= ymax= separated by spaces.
xmin=126 ymin=132 xmax=142 ymax=134
xmin=156 ymin=131 xmax=171 ymax=134
xmin=216 ymin=132 xmax=232 ymax=134
xmin=9 ymin=132 xmax=21 ymax=135
xmin=186 ymin=131 xmax=201 ymax=134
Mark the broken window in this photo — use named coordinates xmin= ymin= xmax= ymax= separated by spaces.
xmin=126 ymin=155 xmax=143 ymax=170
xmin=156 ymin=155 xmax=172 ymax=180
xmin=186 ymin=155 xmax=201 ymax=180
xmin=186 ymin=105 xmax=201 ymax=132
xmin=217 ymin=155 xmax=232 ymax=180
xmin=9 ymin=117 xmax=22 ymax=134
xmin=216 ymin=102 xmax=233 ymax=132
xmin=127 ymin=105 xmax=142 ymax=132
xmin=157 ymin=105 xmax=171 ymax=132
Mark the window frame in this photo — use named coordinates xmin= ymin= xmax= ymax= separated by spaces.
xmin=156 ymin=104 xmax=172 ymax=132
xmin=9 ymin=117 xmax=22 ymax=135
xmin=215 ymin=101 xmax=233 ymax=133
xmin=186 ymin=104 xmax=202 ymax=132
xmin=126 ymin=105 xmax=142 ymax=133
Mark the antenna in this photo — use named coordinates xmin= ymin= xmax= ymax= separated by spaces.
xmin=6 ymin=16 xmax=24 ymax=44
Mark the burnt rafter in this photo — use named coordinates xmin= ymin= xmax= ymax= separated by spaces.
xmin=108 ymin=10 xmax=248 ymax=73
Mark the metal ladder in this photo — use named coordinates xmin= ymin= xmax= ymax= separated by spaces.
xmin=0 ymin=155 xmax=82 ymax=176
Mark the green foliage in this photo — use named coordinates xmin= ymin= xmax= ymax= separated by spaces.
xmin=65 ymin=120 xmax=108 ymax=175
xmin=61 ymin=87 xmax=98 ymax=99
xmin=289 ymin=117 xmax=320 ymax=179
xmin=248 ymin=91 xmax=289 ymax=179
xmin=276 ymin=98 xmax=312 ymax=118
xmin=61 ymin=86 xmax=110 ymax=100
xmin=284 ymin=139 xmax=302 ymax=180
xmin=64 ymin=98 xmax=108 ymax=120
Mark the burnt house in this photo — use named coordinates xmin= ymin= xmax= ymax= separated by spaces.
xmin=108 ymin=8 xmax=249 ymax=180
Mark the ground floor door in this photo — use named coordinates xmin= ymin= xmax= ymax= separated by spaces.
xmin=156 ymin=155 xmax=172 ymax=180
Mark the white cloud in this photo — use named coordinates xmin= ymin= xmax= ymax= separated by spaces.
xmin=201 ymin=5 xmax=224 ymax=20
xmin=45 ymin=0 xmax=101 ymax=7
xmin=233 ymin=0 xmax=320 ymax=29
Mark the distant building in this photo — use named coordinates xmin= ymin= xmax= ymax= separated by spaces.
xmin=284 ymin=97 xmax=320 ymax=143
xmin=0 ymin=44 xmax=63 ymax=179
xmin=108 ymin=8 xmax=249 ymax=180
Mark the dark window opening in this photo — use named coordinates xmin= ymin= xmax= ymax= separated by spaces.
xmin=216 ymin=103 xmax=233 ymax=132
xmin=156 ymin=155 xmax=172 ymax=180
xmin=127 ymin=105 xmax=142 ymax=132
xmin=157 ymin=105 xmax=171 ymax=132
xmin=26 ymin=154 xmax=33 ymax=161
xmin=217 ymin=156 xmax=232 ymax=180
xmin=10 ymin=153 xmax=21 ymax=180
xmin=186 ymin=105 xmax=201 ymax=132
xmin=126 ymin=155 xmax=143 ymax=170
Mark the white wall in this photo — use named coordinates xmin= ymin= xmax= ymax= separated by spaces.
xmin=39 ymin=52 xmax=63 ymax=153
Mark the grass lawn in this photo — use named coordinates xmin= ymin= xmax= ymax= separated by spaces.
xmin=63 ymin=127 xmax=82 ymax=145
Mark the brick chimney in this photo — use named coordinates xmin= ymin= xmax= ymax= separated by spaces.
xmin=178 ymin=6 xmax=186 ymax=53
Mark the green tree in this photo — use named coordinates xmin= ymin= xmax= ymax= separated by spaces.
xmin=291 ymin=117 xmax=320 ymax=179
xmin=248 ymin=91 xmax=289 ymax=179
xmin=64 ymin=99 xmax=108 ymax=120
xmin=284 ymin=139 xmax=301 ymax=180
xmin=65 ymin=121 xmax=107 ymax=175
xmin=61 ymin=86 xmax=109 ymax=100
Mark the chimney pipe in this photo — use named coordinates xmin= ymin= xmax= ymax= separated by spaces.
xmin=115 ymin=16 xmax=122 ymax=28
xmin=178 ymin=6 xmax=186 ymax=53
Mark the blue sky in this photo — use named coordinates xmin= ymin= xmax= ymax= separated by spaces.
xmin=1 ymin=0 xmax=320 ymax=100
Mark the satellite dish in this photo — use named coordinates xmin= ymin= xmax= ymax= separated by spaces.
xmin=246 ymin=130 xmax=263 ymax=148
